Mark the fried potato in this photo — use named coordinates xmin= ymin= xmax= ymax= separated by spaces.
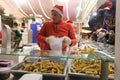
xmin=21 ymin=59 xmax=65 ymax=74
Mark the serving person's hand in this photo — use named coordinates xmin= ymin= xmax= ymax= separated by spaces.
xmin=45 ymin=36 xmax=56 ymax=43
xmin=63 ymin=36 xmax=71 ymax=45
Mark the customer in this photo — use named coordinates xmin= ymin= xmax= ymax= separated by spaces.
xmin=12 ymin=22 xmax=23 ymax=48
xmin=36 ymin=4 xmax=77 ymax=51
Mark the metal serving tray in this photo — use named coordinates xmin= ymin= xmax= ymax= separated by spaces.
xmin=67 ymin=59 xmax=100 ymax=78
xmin=67 ymin=59 xmax=114 ymax=80
xmin=11 ymin=57 xmax=68 ymax=77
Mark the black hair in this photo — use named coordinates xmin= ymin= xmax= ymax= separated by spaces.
xmin=13 ymin=22 xmax=18 ymax=26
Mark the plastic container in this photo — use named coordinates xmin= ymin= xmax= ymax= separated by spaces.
xmin=0 ymin=67 xmax=10 ymax=80
xmin=19 ymin=74 xmax=42 ymax=80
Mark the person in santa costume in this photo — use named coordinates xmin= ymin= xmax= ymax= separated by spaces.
xmin=36 ymin=4 xmax=77 ymax=51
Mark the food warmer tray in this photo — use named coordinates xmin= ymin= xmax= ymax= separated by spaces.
xmin=67 ymin=59 xmax=100 ymax=78
xmin=11 ymin=57 xmax=68 ymax=77
xmin=67 ymin=59 xmax=114 ymax=80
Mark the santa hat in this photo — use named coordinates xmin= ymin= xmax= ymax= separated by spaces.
xmin=98 ymin=0 xmax=112 ymax=10
xmin=52 ymin=5 xmax=63 ymax=16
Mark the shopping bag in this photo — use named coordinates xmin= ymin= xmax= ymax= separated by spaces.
xmin=48 ymin=37 xmax=64 ymax=56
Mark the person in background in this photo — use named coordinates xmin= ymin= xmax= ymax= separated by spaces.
xmin=97 ymin=29 xmax=107 ymax=43
xmin=98 ymin=0 xmax=112 ymax=10
xmin=11 ymin=22 xmax=23 ymax=48
xmin=107 ymin=30 xmax=115 ymax=45
xmin=36 ymin=4 xmax=77 ymax=51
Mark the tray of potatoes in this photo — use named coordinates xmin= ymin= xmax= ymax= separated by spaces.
xmin=11 ymin=57 xmax=68 ymax=77
xmin=68 ymin=59 xmax=114 ymax=78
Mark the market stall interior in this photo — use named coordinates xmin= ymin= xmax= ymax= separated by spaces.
xmin=0 ymin=0 xmax=116 ymax=80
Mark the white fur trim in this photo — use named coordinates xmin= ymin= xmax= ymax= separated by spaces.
xmin=52 ymin=7 xmax=63 ymax=16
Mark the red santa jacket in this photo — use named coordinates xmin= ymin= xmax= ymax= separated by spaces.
xmin=36 ymin=21 xmax=77 ymax=51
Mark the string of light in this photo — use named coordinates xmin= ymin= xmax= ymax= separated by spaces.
xmin=52 ymin=0 xmax=55 ymax=6
xmin=39 ymin=0 xmax=51 ymax=18
xmin=38 ymin=0 xmax=51 ymax=19
xmin=14 ymin=1 xmax=28 ymax=16
xmin=4 ymin=0 xmax=25 ymax=17
xmin=76 ymin=0 xmax=83 ymax=21
xmin=65 ymin=0 xmax=70 ymax=20
xmin=76 ymin=0 xmax=98 ymax=22
xmin=26 ymin=0 xmax=37 ymax=15
xmin=82 ymin=0 xmax=97 ymax=22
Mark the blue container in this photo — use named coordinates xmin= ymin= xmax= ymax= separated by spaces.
xmin=30 ymin=23 xmax=42 ymax=43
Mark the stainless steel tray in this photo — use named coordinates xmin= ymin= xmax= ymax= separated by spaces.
xmin=11 ymin=57 xmax=68 ymax=77
xmin=67 ymin=59 xmax=100 ymax=78
xmin=68 ymin=59 xmax=114 ymax=79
